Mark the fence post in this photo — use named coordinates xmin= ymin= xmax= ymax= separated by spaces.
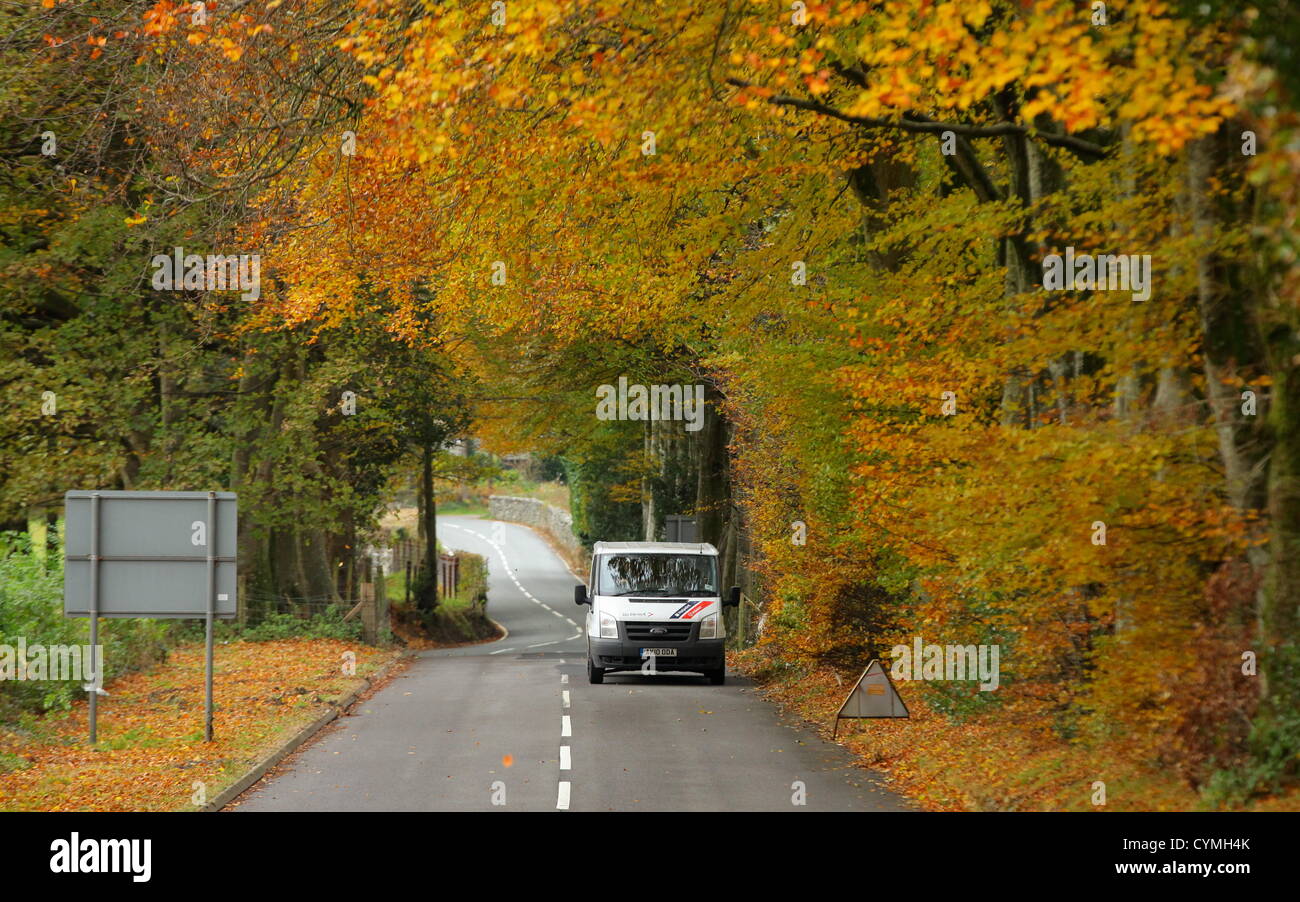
xmin=376 ymin=562 xmax=389 ymax=640
xmin=434 ymin=552 xmax=460 ymax=600
xmin=361 ymin=565 xmax=379 ymax=645
xmin=737 ymin=593 xmax=747 ymax=648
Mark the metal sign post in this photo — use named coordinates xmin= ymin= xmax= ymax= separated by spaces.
xmin=64 ymin=490 xmax=237 ymax=745
xmin=205 ymin=491 xmax=216 ymax=743
xmin=88 ymin=492 xmax=100 ymax=744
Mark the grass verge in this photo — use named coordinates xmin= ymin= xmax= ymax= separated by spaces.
xmin=385 ymin=550 xmax=502 ymax=648
xmin=730 ymin=649 xmax=1300 ymax=811
xmin=0 ymin=638 xmax=397 ymax=811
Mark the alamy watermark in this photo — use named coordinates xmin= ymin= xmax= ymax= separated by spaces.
xmin=0 ymin=640 xmax=103 ymax=687
xmin=50 ymin=834 xmax=151 ymax=882
xmin=151 ymin=246 xmax=261 ymax=301
xmin=890 ymin=636 xmax=1000 ymax=691
xmin=1042 ymin=246 xmax=1151 ymax=302
xmin=595 ymin=376 xmax=705 ymax=432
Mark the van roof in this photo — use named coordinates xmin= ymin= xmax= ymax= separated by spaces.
xmin=593 ymin=541 xmax=718 ymax=556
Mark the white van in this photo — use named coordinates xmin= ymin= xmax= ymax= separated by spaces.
xmin=575 ymin=541 xmax=740 ymax=684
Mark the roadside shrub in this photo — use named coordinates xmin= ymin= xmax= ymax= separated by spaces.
xmin=199 ymin=608 xmax=364 ymax=643
xmin=456 ymin=552 xmax=488 ymax=606
xmin=0 ymin=532 xmax=172 ymax=721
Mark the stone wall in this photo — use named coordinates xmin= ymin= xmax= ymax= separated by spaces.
xmin=488 ymin=495 xmax=586 ymax=570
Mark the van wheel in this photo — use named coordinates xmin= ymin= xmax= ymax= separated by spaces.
xmin=587 ymin=657 xmax=605 ymax=684
xmin=707 ymin=668 xmax=725 ymax=685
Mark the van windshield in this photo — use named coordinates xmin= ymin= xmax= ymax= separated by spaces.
xmin=595 ymin=553 xmax=719 ymax=597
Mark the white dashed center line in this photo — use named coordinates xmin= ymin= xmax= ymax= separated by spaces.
xmin=559 ymin=674 xmax=574 ymax=808
xmin=441 ymin=519 xmax=582 ymax=811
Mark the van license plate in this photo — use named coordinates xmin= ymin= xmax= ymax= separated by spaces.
xmin=641 ymin=647 xmax=677 ymax=657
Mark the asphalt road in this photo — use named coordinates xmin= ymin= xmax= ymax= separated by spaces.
xmin=232 ymin=516 xmax=910 ymax=812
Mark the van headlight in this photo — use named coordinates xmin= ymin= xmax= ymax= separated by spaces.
xmin=599 ymin=612 xmax=619 ymax=639
xmin=698 ymin=612 xmax=723 ymax=639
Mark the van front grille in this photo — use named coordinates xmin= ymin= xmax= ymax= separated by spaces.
xmin=623 ymin=621 xmax=693 ymax=642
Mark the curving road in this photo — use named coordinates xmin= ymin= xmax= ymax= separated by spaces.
xmin=231 ymin=516 xmax=910 ymax=812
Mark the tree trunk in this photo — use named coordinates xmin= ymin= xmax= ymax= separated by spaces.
xmin=999 ymin=123 xmax=1065 ymax=427
xmin=694 ymin=386 xmax=729 ymax=550
xmin=1190 ymin=133 xmax=1269 ymax=512
xmin=1189 ymin=127 xmax=1289 ymax=720
xmin=26 ymin=505 xmax=47 ymax=566
xmin=642 ymin=418 xmax=657 ymax=541
xmin=1261 ymin=352 xmax=1300 ymax=713
xmin=291 ymin=527 xmax=311 ymax=607
xmin=306 ymin=527 xmax=341 ymax=605
xmin=416 ymin=440 xmax=438 ymax=611
xmin=231 ymin=348 xmax=259 ymax=624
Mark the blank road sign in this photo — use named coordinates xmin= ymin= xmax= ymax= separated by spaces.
xmin=64 ymin=491 xmax=237 ymax=619
xmin=837 ymin=659 xmax=909 ymax=719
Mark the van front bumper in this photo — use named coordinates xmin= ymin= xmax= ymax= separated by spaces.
xmin=588 ymin=635 xmax=725 ymax=672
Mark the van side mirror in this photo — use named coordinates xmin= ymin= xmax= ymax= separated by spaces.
xmin=727 ymin=586 xmax=741 ymax=607
xmin=575 ymin=584 xmax=589 ymax=606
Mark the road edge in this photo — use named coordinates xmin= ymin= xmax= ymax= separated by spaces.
xmin=204 ymin=651 xmax=413 ymax=811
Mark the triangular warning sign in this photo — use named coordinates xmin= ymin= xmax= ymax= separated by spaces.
xmin=835 ymin=659 xmax=909 ymax=723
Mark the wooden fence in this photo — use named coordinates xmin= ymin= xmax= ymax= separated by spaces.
xmin=385 ymin=537 xmax=458 ymax=604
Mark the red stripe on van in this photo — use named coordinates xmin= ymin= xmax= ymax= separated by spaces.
xmin=681 ymin=601 xmax=711 ymax=620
